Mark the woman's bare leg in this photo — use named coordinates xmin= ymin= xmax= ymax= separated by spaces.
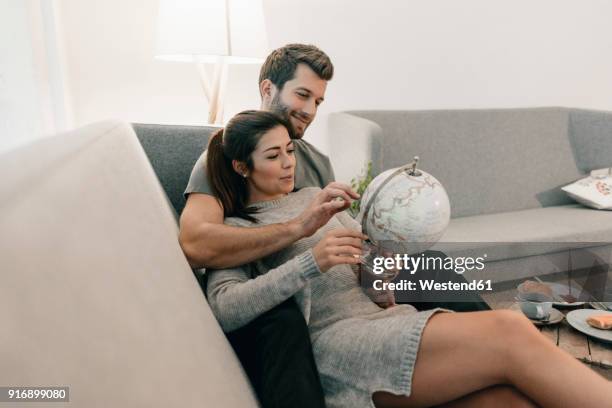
xmin=376 ymin=385 xmax=537 ymax=408
xmin=437 ymin=385 xmax=537 ymax=408
xmin=372 ymin=310 xmax=611 ymax=408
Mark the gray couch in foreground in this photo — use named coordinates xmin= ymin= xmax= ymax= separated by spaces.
xmin=1 ymin=121 xmax=257 ymax=407
xmin=329 ymin=107 xmax=612 ymax=282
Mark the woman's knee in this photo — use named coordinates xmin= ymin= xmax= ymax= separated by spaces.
xmin=442 ymin=310 xmax=537 ymax=351
xmin=486 ymin=310 xmax=545 ymax=378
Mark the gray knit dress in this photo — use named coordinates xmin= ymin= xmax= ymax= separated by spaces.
xmin=206 ymin=187 xmax=449 ymax=408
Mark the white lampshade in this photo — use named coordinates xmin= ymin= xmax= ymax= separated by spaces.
xmin=156 ymin=0 xmax=268 ymax=64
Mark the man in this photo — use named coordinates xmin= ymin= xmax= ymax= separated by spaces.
xmin=180 ymin=44 xmax=354 ymax=408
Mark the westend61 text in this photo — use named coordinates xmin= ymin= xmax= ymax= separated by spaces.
xmin=373 ymin=279 xmax=493 ymax=292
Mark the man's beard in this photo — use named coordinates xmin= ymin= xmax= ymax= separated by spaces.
xmin=269 ymin=93 xmax=310 ymax=139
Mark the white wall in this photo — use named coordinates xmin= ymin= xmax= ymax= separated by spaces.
xmin=0 ymin=0 xmax=71 ymax=154
xmin=265 ymin=0 xmax=612 ymax=155
xmin=55 ymin=0 xmax=612 ymax=159
xmin=0 ymin=0 xmax=44 ymax=153
xmin=57 ymin=0 xmax=261 ymax=128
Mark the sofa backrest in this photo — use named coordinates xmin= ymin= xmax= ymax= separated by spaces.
xmin=339 ymin=107 xmax=612 ymax=218
xmin=132 ymin=123 xmax=216 ymax=217
xmin=0 ymin=121 xmax=258 ymax=407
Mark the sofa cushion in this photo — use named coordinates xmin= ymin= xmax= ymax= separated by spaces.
xmin=562 ymin=175 xmax=612 ymax=210
xmin=436 ymin=204 xmax=612 ymax=262
xmin=0 ymin=121 xmax=258 ymax=407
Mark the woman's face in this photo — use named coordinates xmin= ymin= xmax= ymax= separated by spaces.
xmin=241 ymin=125 xmax=296 ymax=203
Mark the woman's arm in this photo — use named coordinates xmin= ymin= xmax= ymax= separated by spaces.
xmin=206 ymin=250 xmax=321 ymax=332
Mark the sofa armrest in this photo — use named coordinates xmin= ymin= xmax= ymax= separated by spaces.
xmin=328 ymin=112 xmax=383 ymax=184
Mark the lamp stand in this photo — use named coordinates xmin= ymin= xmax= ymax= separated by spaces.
xmin=195 ymin=57 xmax=228 ymax=125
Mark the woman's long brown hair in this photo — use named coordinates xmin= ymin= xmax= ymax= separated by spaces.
xmin=206 ymin=110 xmax=294 ymax=222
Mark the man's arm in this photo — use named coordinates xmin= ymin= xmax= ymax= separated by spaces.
xmin=179 ymin=194 xmax=301 ymax=269
xmin=179 ymin=183 xmax=361 ymax=269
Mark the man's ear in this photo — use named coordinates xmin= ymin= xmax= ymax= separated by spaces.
xmin=260 ymin=79 xmax=272 ymax=97
xmin=260 ymin=79 xmax=276 ymax=104
xmin=232 ymin=160 xmax=249 ymax=178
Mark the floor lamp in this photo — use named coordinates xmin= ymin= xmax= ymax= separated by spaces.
xmin=155 ymin=0 xmax=268 ymax=125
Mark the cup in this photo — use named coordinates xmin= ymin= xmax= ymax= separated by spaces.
xmin=359 ymin=241 xmax=400 ymax=280
xmin=516 ymin=292 xmax=553 ymax=320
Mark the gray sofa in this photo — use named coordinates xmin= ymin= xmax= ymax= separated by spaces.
xmin=329 ymin=107 xmax=612 ymax=283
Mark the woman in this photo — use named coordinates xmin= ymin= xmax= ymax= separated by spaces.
xmin=205 ymin=110 xmax=611 ymax=408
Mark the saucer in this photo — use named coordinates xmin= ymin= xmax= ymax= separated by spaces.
xmin=547 ymin=282 xmax=585 ymax=307
xmin=510 ymin=303 xmax=564 ymax=326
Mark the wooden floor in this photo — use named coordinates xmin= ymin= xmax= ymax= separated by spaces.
xmin=482 ymin=287 xmax=612 ymax=381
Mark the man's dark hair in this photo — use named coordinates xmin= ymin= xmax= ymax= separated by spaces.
xmin=259 ymin=44 xmax=334 ymax=94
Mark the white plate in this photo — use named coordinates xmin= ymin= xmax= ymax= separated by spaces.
xmin=566 ymin=309 xmax=612 ymax=343
xmin=589 ymin=302 xmax=612 ymax=311
xmin=547 ymin=282 xmax=586 ymax=307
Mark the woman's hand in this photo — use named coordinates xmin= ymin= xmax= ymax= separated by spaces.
xmin=292 ymin=183 xmax=360 ymax=238
xmin=359 ymin=248 xmax=398 ymax=309
xmin=312 ymin=229 xmax=365 ymax=273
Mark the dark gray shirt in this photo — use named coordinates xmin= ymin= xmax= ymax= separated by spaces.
xmin=184 ymin=139 xmax=335 ymax=197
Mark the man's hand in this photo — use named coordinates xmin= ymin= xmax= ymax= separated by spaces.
xmin=292 ymin=182 xmax=360 ymax=238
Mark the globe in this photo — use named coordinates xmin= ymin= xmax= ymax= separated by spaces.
xmin=357 ymin=157 xmax=451 ymax=255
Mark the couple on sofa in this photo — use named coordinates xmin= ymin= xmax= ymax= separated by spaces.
xmin=179 ymin=44 xmax=611 ymax=408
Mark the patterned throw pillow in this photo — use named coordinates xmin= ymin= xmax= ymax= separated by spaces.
xmin=562 ymin=171 xmax=612 ymax=210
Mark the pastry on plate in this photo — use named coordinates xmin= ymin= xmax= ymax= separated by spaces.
xmin=586 ymin=314 xmax=612 ymax=330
